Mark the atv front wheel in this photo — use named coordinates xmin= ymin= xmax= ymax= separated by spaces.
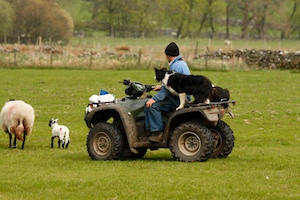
xmin=86 ymin=122 xmax=123 ymax=160
xmin=209 ymin=120 xmax=234 ymax=158
xmin=170 ymin=122 xmax=213 ymax=162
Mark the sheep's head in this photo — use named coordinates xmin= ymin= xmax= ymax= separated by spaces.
xmin=48 ymin=118 xmax=58 ymax=127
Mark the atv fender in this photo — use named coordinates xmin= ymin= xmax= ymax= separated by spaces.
xmin=85 ymin=104 xmax=140 ymax=154
xmin=163 ymin=106 xmax=220 ymax=141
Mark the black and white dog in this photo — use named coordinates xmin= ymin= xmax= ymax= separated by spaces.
xmin=210 ymin=85 xmax=235 ymax=118
xmin=210 ymin=86 xmax=230 ymax=102
xmin=155 ymin=68 xmax=213 ymax=110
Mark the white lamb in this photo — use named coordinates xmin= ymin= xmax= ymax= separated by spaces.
xmin=49 ymin=118 xmax=70 ymax=148
xmin=0 ymin=100 xmax=35 ymax=149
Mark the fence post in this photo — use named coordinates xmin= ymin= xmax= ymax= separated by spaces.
xmin=137 ymin=48 xmax=142 ymax=65
xmin=14 ymin=49 xmax=17 ymax=65
xmin=194 ymin=41 xmax=198 ymax=59
xmin=89 ymin=50 xmax=93 ymax=67
xmin=50 ymin=50 xmax=53 ymax=66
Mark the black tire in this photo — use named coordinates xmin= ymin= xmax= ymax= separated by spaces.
xmin=86 ymin=122 xmax=123 ymax=160
xmin=209 ymin=120 xmax=234 ymax=158
xmin=169 ymin=122 xmax=213 ymax=162
xmin=121 ymin=148 xmax=147 ymax=160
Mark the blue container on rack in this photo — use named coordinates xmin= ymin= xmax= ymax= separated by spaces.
xmin=100 ymin=90 xmax=109 ymax=95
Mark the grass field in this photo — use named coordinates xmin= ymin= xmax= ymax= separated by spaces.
xmin=0 ymin=68 xmax=299 ymax=199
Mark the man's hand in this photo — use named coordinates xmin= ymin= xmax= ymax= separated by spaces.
xmin=153 ymin=85 xmax=161 ymax=91
xmin=146 ymin=98 xmax=156 ymax=108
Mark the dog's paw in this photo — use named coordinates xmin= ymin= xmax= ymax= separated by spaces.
xmin=204 ymin=99 xmax=210 ymax=104
xmin=176 ymin=107 xmax=183 ymax=110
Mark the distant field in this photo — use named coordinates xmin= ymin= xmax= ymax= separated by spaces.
xmin=0 ymin=68 xmax=299 ymax=199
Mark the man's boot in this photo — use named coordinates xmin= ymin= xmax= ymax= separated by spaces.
xmin=149 ymin=131 xmax=163 ymax=142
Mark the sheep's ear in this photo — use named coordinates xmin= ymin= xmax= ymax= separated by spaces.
xmin=55 ymin=118 xmax=58 ymax=121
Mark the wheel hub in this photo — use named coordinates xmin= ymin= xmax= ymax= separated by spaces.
xmin=178 ymin=132 xmax=201 ymax=156
xmin=94 ymin=132 xmax=111 ymax=155
xmin=185 ymin=136 xmax=199 ymax=152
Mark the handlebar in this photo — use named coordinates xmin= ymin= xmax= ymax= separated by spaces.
xmin=121 ymin=79 xmax=155 ymax=92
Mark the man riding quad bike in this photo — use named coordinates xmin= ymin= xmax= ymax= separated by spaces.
xmin=84 ymin=80 xmax=235 ymax=162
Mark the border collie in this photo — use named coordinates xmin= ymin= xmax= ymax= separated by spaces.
xmin=210 ymin=86 xmax=234 ymax=118
xmin=210 ymin=86 xmax=230 ymax=102
xmin=155 ymin=68 xmax=213 ymax=110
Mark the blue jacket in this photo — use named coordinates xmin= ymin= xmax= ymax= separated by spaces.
xmin=153 ymin=56 xmax=190 ymax=102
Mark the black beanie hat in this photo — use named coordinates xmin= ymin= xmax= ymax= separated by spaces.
xmin=165 ymin=42 xmax=179 ymax=56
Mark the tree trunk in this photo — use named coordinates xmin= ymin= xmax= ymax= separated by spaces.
xmin=225 ymin=3 xmax=230 ymax=39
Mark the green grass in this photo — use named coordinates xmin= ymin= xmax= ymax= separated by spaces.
xmin=70 ymin=36 xmax=300 ymax=52
xmin=0 ymin=68 xmax=299 ymax=199
xmin=59 ymin=0 xmax=93 ymax=22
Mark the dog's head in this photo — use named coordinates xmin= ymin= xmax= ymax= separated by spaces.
xmin=154 ymin=68 xmax=168 ymax=82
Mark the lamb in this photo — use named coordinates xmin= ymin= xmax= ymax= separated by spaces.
xmin=0 ymin=100 xmax=35 ymax=149
xmin=49 ymin=118 xmax=70 ymax=148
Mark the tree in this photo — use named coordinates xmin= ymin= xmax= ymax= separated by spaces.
xmin=236 ymin=0 xmax=255 ymax=39
xmin=287 ymin=0 xmax=300 ymax=38
xmin=0 ymin=0 xmax=14 ymax=43
xmin=224 ymin=0 xmax=237 ymax=39
xmin=8 ymin=0 xmax=74 ymax=43
xmin=251 ymin=0 xmax=282 ymax=39
xmin=131 ymin=0 xmax=159 ymax=38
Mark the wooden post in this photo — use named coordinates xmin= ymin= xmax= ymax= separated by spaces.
xmin=89 ymin=50 xmax=93 ymax=67
xmin=205 ymin=52 xmax=208 ymax=70
xmin=39 ymin=36 xmax=42 ymax=46
xmin=194 ymin=41 xmax=198 ymax=59
xmin=137 ymin=48 xmax=142 ymax=65
xmin=14 ymin=49 xmax=17 ymax=65
xmin=50 ymin=50 xmax=53 ymax=66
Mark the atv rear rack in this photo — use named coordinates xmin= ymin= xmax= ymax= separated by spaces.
xmin=185 ymin=100 xmax=236 ymax=108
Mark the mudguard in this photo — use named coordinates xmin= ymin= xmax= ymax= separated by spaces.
xmin=85 ymin=103 xmax=140 ymax=154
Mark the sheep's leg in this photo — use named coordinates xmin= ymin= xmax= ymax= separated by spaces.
xmin=65 ymin=141 xmax=70 ymax=148
xmin=58 ymin=139 xmax=61 ymax=148
xmin=51 ymin=136 xmax=55 ymax=148
xmin=9 ymin=133 xmax=12 ymax=148
xmin=13 ymin=135 xmax=17 ymax=148
xmin=21 ymin=132 xmax=26 ymax=149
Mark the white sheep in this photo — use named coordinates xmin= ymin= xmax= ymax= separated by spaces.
xmin=0 ymin=100 xmax=35 ymax=149
xmin=49 ymin=118 xmax=70 ymax=148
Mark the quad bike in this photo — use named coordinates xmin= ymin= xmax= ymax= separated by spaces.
xmin=84 ymin=80 xmax=236 ymax=162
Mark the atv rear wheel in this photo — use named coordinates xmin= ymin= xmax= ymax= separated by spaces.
xmin=86 ymin=122 xmax=123 ymax=160
xmin=209 ymin=120 xmax=234 ymax=158
xmin=170 ymin=122 xmax=213 ymax=162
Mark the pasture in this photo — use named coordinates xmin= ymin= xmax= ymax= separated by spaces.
xmin=0 ymin=68 xmax=299 ymax=199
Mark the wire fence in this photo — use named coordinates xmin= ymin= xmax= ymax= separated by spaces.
xmin=1 ymin=43 xmax=300 ymax=70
